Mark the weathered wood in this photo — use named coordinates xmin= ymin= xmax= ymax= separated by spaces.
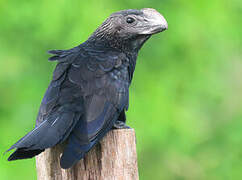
xmin=36 ymin=129 xmax=139 ymax=180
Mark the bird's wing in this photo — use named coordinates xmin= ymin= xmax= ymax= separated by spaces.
xmin=7 ymin=48 xmax=84 ymax=160
xmin=7 ymin=46 xmax=129 ymax=166
xmin=59 ymin=48 xmax=130 ymax=168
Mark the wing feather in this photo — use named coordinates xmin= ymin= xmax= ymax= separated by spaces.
xmin=59 ymin=49 xmax=130 ymax=168
xmin=7 ymin=45 xmax=130 ymax=168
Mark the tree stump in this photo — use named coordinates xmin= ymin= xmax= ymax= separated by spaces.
xmin=36 ymin=129 xmax=139 ymax=180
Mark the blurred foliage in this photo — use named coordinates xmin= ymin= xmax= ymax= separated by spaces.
xmin=0 ymin=0 xmax=242 ymax=179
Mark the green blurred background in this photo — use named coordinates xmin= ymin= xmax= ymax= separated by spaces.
xmin=0 ymin=0 xmax=241 ymax=179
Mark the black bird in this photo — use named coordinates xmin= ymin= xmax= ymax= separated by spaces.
xmin=6 ymin=8 xmax=168 ymax=169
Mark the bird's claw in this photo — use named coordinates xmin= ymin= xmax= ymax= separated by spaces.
xmin=113 ymin=121 xmax=131 ymax=129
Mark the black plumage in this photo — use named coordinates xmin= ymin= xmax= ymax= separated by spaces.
xmin=6 ymin=8 xmax=168 ymax=169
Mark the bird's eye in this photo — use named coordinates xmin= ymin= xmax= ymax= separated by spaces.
xmin=126 ymin=17 xmax=135 ymax=24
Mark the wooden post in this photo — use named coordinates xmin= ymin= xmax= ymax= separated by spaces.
xmin=36 ymin=129 xmax=139 ymax=180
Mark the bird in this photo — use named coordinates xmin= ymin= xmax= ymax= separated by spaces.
xmin=6 ymin=8 xmax=168 ymax=169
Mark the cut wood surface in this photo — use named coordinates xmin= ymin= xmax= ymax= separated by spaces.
xmin=36 ymin=129 xmax=139 ymax=180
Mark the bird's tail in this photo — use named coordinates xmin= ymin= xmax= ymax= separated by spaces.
xmin=60 ymin=105 xmax=120 ymax=169
xmin=60 ymin=134 xmax=96 ymax=169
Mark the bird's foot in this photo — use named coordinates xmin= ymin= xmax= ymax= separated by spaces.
xmin=113 ymin=121 xmax=131 ymax=129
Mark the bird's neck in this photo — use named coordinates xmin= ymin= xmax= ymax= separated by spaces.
xmin=86 ymin=35 xmax=150 ymax=55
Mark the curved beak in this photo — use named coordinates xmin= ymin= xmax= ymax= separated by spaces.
xmin=140 ymin=8 xmax=168 ymax=35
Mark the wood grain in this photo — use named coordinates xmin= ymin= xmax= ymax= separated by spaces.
xmin=36 ymin=129 xmax=139 ymax=180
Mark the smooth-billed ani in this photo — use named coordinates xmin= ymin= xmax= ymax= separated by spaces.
xmin=6 ymin=8 xmax=168 ymax=169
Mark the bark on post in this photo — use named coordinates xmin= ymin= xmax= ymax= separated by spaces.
xmin=36 ymin=129 xmax=139 ymax=180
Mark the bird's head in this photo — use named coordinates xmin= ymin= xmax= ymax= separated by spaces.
xmin=88 ymin=8 xmax=168 ymax=52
